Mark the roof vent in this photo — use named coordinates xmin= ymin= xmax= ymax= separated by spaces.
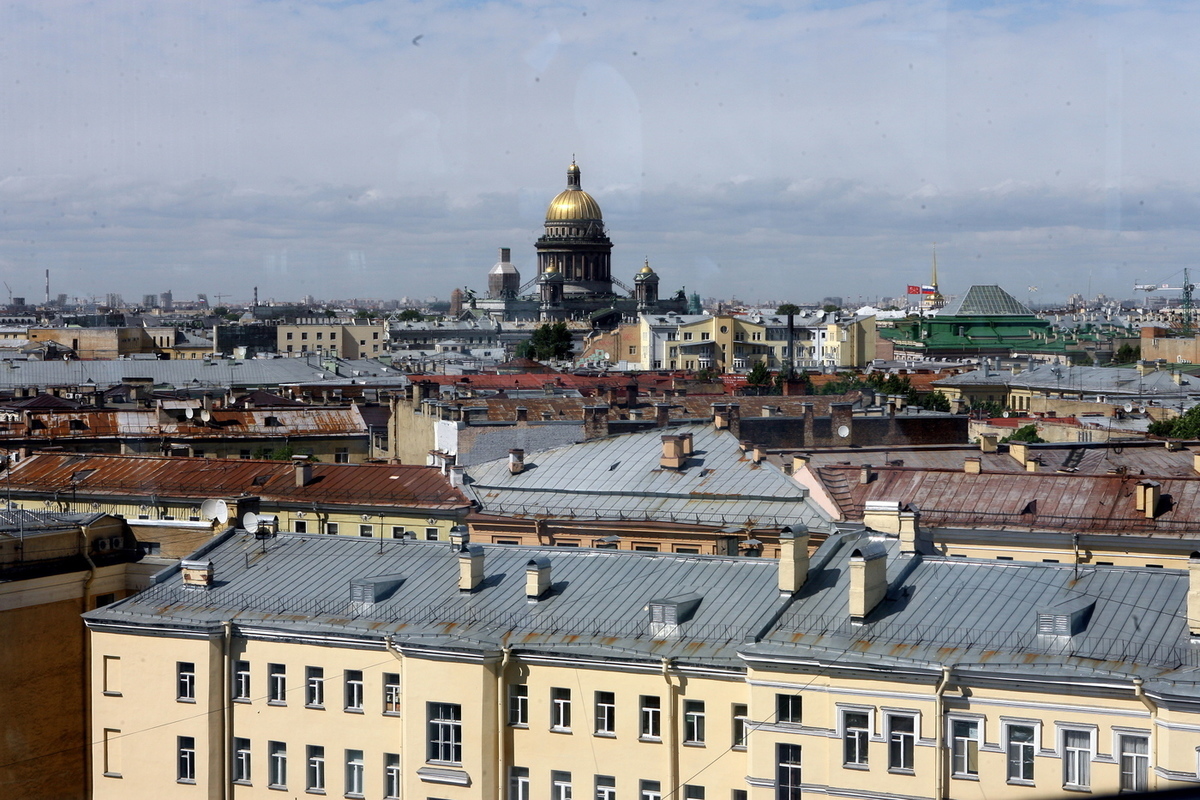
xmin=180 ymin=559 xmax=214 ymax=588
xmin=647 ymin=592 xmax=703 ymax=638
xmin=350 ymin=573 xmax=405 ymax=611
xmin=1036 ymin=598 xmax=1095 ymax=637
xmin=525 ymin=557 xmax=552 ymax=601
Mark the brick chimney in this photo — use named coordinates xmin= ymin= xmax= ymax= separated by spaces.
xmin=679 ymin=432 xmax=694 ymax=457
xmin=181 ymin=559 xmax=214 ymax=588
xmin=859 ymin=464 xmax=873 ymax=484
xmin=801 ymin=403 xmax=815 ymax=448
xmin=515 ymin=406 xmax=528 ymax=423
xmin=293 ymin=456 xmax=313 ymax=487
xmin=660 ymin=435 xmax=686 ymax=470
xmin=508 ymin=449 xmax=525 ymax=475
xmin=711 ymin=403 xmax=729 ymax=430
xmin=655 ymin=403 xmax=671 ymax=427
xmin=964 ymin=457 xmax=982 ymax=474
xmin=778 ymin=526 xmax=810 ymax=594
xmin=625 ymin=378 xmax=638 ymax=409
xmin=849 ymin=542 xmax=887 ymax=621
xmin=525 ymin=557 xmax=552 ymax=601
xmin=979 ymin=434 xmax=999 ymax=453
xmin=458 ymin=544 xmax=484 ymax=592
xmin=1136 ymin=480 xmax=1161 ymax=519
xmin=584 ymin=405 xmax=610 ymax=439
xmin=726 ymin=403 xmax=741 ymax=438
xmin=830 ymin=403 xmax=853 ymax=442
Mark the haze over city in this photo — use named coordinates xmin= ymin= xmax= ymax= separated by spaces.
xmin=3 ymin=0 xmax=1199 ymax=305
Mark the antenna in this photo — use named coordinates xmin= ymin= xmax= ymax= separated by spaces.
xmin=200 ymin=498 xmax=229 ymax=525
xmin=185 ymin=407 xmax=194 ymax=420
xmin=243 ymin=511 xmax=260 ymax=534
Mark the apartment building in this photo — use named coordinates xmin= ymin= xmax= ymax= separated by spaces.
xmin=85 ymin=526 xmax=1200 ymax=799
xmin=277 ymin=319 xmax=388 ymax=358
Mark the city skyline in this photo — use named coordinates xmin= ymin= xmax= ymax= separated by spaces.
xmin=2 ymin=1 xmax=1199 ymax=304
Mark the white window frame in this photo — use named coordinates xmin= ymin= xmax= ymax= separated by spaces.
xmin=306 ymin=666 xmax=324 ymax=708
xmin=306 ymin=744 xmax=325 ymax=792
xmin=949 ymin=716 xmax=983 ymax=778
xmin=776 ymin=743 xmax=802 ymax=800
xmin=427 ymin=702 xmax=463 ymax=764
xmin=177 ymin=736 xmax=196 ymax=783
xmin=268 ymin=741 xmax=287 ymax=789
xmin=509 ymin=684 xmax=529 ymax=727
xmin=345 ymin=749 xmax=365 ymax=798
xmin=1059 ymin=725 xmax=1095 ymax=790
xmin=776 ymin=693 xmax=802 ymax=724
xmin=551 ymin=687 xmax=572 ymax=732
xmin=344 ymin=669 xmax=364 ymax=712
xmin=510 ymin=766 xmax=531 ymax=800
xmin=383 ymin=673 xmax=401 ymax=715
xmin=177 ymin=662 xmax=196 ymax=702
xmin=640 ymin=780 xmax=661 ymax=800
xmin=233 ymin=660 xmax=251 ymax=701
xmin=640 ymin=695 xmax=662 ymax=740
xmin=595 ymin=691 xmax=616 ymax=735
xmin=552 ymin=770 xmax=573 ymax=800
xmin=886 ymin=712 xmax=916 ymax=773
xmin=1113 ymin=728 xmax=1150 ymax=793
xmin=1002 ymin=719 xmax=1040 ymax=784
xmin=732 ymin=704 xmax=749 ymax=750
xmin=596 ymin=774 xmax=617 ymax=800
xmin=841 ymin=708 xmax=871 ymax=767
xmin=684 ymin=700 xmax=706 ymax=745
xmin=233 ymin=737 xmax=251 ymax=784
xmin=268 ymin=663 xmax=286 ymax=704
xmin=384 ymin=753 xmax=401 ymax=799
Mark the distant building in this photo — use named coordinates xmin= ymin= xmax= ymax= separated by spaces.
xmin=276 ymin=319 xmax=388 ymax=358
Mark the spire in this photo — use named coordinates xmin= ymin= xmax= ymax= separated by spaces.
xmin=567 ymin=159 xmax=581 ymax=189
xmin=931 ymin=244 xmax=939 ymax=291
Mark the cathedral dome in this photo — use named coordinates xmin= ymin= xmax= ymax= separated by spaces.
xmin=545 ymin=162 xmax=603 ymax=222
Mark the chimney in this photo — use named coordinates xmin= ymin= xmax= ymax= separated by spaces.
xmin=791 ymin=453 xmax=810 ymax=475
xmin=898 ymin=505 xmax=922 ymax=554
xmin=751 ymin=445 xmax=766 ymax=464
xmin=1009 ymin=441 xmax=1029 ymax=465
xmin=509 ymin=449 xmax=525 ymax=475
xmin=1189 ymin=553 xmax=1200 ymax=636
xmin=1136 ymin=480 xmax=1161 ymax=518
xmin=849 ymin=542 xmax=887 ymax=621
xmin=625 ymin=379 xmax=638 ymax=409
xmin=584 ymin=405 xmax=610 ymax=439
xmin=294 ymin=457 xmax=314 ymax=487
xmin=726 ymin=403 xmax=741 ymax=438
xmin=515 ymin=406 xmax=528 ymax=423
xmin=964 ymin=457 xmax=982 ymax=474
xmin=449 ymin=525 xmax=469 ymax=547
xmin=979 ymin=434 xmax=999 ymax=453
xmin=679 ymin=432 xmax=694 ymax=456
xmin=711 ymin=403 xmax=729 ymax=430
xmin=525 ymin=557 xmax=552 ymax=600
xmin=655 ymin=403 xmax=671 ymax=427
xmin=801 ymin=403 xmax=815 ymax=448
xmin=1025 ymin=459 xmax=1039 ymax=473
xmin=862 ymin=500 xmax=902 ymax=533
xmin=777 ymin=525 xmax=810 ymax=594
xmin=541 ymin=410 xmax=554 ymax=421
xmin=181 ymin=559 xmax=214 ymax=588
xmin=458 ymin=544 xmax=484 ymax=592
xmin=830 ymin=403 xmax=853 ymax=442
xmin=859 ymin=464 xmax=873 ymax=484
xmin=629 ymin=409 xmax=643 ymax=421
xmin=762 ymin=405 xmax=777 ymax=417
xmin=661 ymin=435 xmax=686 ymax=470
xmin=449 ymin=465 xmax=465 ymax=487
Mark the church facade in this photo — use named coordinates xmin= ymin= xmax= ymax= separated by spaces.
xmin=471 ymin=162 xmax=686 ymax=324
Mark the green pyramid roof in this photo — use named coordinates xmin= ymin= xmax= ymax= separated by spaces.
xmin=941 ymin=285 xmax=1034 ymax=316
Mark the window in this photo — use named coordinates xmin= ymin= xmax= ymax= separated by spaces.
xmin=951 ymin=720 xmax=980 ymax=777
xmin=383 ymin=673 xmax=401 ymax=714
xmin=552 ymin=771 xmax=573 ymax=800
xmin=776 ymin=694 xmax=801 ymax=724
xmin=384 ymin=753 xmax=401 ymax=799
xmin=425 ymin=527 xmax=439 ymax=541
xmin=733 ymin=792 xmax=747 ymax=800
xmin=359 ymin=524 xmax=373 ymax=537
xmin=640 ymin=780 xmax=661 ymax=800
xmin=888 ymin=715 xmax=915 ymax=772
xmin=640 ymin=695 xmax=661 ymax=740
xmin=287 ymin=332 xmax=294 ymax=340
xmin=345 ymin=749 xmax=365 ymax=797
xmin=777 ymin=743 xmax=802 ymax=800
xmin=552 ymin=687 xmax=572 ymax=731
xmin=594 ymin=691 xmax=615 ymax=735
xmin=345 ymin=670 xmax=364 ymax=712
xmin=306 ymin=666 xmax=325 ymax=708
xmin=1119 ymin=735 xmax=1149 ymax=793
xmin=103 ymin=728 xmax=122 ymax=777
xmin=177 ymin=662 xmax=196 ymax=702
xmin=427 ymin=702 xmax=463 ymax=764
xmin=178 ymin=736 xmax=196 ymax=783
xmin=391 ymin=526 xmax=406 ymax=539
xmin=316 ymin=331 xmax=324 ymax=340
xmin=295 ymin=520 xmax=308 ymax=533
xmin=335 ymin=448 xmax=350 ymax=463
xmin=1062 ymin=729 xmax=1092 ymax=789
xmin=1006 ymin=725 xmax=1035 ymax=782
xmin=510 ymin=767 xmax=531 ymax=800
xmin=269 ymin=664 xmax=287 ymax=704
xmin=234 ymin=660 xmax=250 ymax=701
xmin=509 ymin=684 xmax=528 ymax=726
xmin=684 ymin=787 xmax=704 ymax=800
xmin=684 ymin=700 xmax=706 ymax=744
xmin=269 ymin=741 xmax=288 ymax=788
xmin=307 ymin=745 xmax=325 ymax=792
xmin=843 ymin=711 xmax=869 ymax=766
xmin=233 ymin=738 xmax=252 ymax=784
xmin=326 ymin=522 xmax=340 ymax=535
xmin=103 ymin=655 xmax=121 ymax=696
xmin=732 ymin=704 xmax=749 ymax=749
xmin=596 ymin=775 xmax=616 ymax=800
xmin=301 ymin=332 xmax=309 ymax=340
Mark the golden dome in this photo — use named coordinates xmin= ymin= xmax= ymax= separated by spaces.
xmin=545 ymin=161 xmax=603 ymax=222
xmin=639 ymin=259 xmax=654 ymax=275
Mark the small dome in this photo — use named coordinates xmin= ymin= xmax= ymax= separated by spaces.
xmin=489 ymin=261 xmax=519 ymax=276
xmin=639 ymin=259 xmax=655 ymax=275
xmin=545 ymin=161 xmax=603 ymax=222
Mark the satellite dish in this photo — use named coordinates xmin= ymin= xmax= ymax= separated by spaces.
xmin=185 ymin=407 xmax=194 ymax=419
xmin=242 ymin=512 xmax=260 ymax=534
xmin=257 ymin=514 xmax=278 ymax=531
xmin=200 ymin=409 xmax=211 ymax=423
xmin=1124 ymin=403 xmax=1134 ymax=413
xmin=1002 ymin=411 xmax=1010 ymax=418
xmin=837 ymin=425 xmax=850 ymax=438
xmin=200 ymin=498 xmax=229 ymax=524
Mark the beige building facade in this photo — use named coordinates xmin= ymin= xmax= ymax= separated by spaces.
xmin=277 ymin=319 xmax=388 ymax=358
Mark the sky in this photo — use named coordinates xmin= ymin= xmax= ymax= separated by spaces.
xmin=2 ymin=0 xmax=1200 ymax=307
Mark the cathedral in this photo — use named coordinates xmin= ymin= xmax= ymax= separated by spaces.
xmin=468 ymin=161 xmax=687 ymax=324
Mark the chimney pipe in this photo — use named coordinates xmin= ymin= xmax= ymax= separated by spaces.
xmin=293 ymin=457 xmax=313 ymax=487
xmin=458 ymin=544 xmax=484 ymax=592
xmin=898 ymin=505 xmax=922 ymax=554
xmin=979 ymin=434 xmax=998 ymax=453
xmin=1136 ymin=480 xmax=1161 ymax=518
xmin=525 ymin=557 xmax=552 ymax=600
xmin=509 ymin=449 xmax=525 ymax=475
xmin=515 ymin=406 xmax=528 ymax=423
xmin=181 ymin=559 xmax=214 ymax=588
xmin=963 ymin=457 xmax=982 ymax=474
xmin=791 ymin=453 xmax=810 ymax=475
xmin=655 ymin=403 xmax=671 ymax=427
xmin=679 ymin=432 xmax=694 ymax=456
xmin=778 ymin=526 xmax=810 ymax=594
xmin=849 ymin=543 xmax=887 ymax=621
xmin=660 ymin=435 xmax=685 ymax=470
xmin=859 ymin=464 xmax=873 ymax=485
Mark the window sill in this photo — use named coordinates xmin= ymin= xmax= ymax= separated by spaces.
xmin=306 ymin=705 xmax=325 ymax=711
xmin=268 ymin=700 xmax=287 ymax=707
xmin=103 ymin=772 xmax=122 ymax=779
xmin=951 ymin=774 xmax=980 ymax=782
xmin=102 ymin=691 xmax=122 ymax=698
xmin=842 ymin=763 xmax=869 ymax=771
xmin=383 ymin=710 xmax=401 ymax=717
xmin=269 ymin=785 xmax=289 ymax=791
xmin=346 ymin=794 xmax=365 ymax=799
xmin=594 ymin=731 xmax=616 ymax=738
xmin=344 ymin=708 xmax=364 ymax=714
xmin=509 ymin=723 xmax=528 ymax=729
xmin=177 ymin=698 xmax=196 ymax=704
xmin=233 ymin=698 xmax=251 ymax=704
xmin=732 ymin=746 xmax=747 ymax=752
xmin=177 ymin=779 xmax=197 ymax=785
xmin=550 ymin=727 xmax=573 ymax=734
xmin=1007 ymin=779 xmax=1035 ymax=787
xmin=639 ymin=736 xmax=662 ymax=744
xmin=683 ymin=742 xmax=706 ymax=748
xmin=233 ymin=780 xmax=252 ymax=786
xmin=888 ymin=768 xmax=915 ymax=776
xmin=306 ymin=790 xmax=326 ymax=796
xmin=1062 ymin=786 xmax=1092 ymax=794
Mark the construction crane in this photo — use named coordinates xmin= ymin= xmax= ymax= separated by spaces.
xmin=2 ymin=282 xmax=11 ymax=306
xmin=1135 ymin=268 xmax=1195 ymax=335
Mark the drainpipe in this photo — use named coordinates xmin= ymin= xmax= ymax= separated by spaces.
xmin=1133 ymin=678 xmax=1158 ymax=792
xmin=222 ymin=620 xmax=232 ymax=800
xmin=80 ymin=529 xmax=97 ymax=797
xmin=662 ymin=658 xmax=679 ymax=799
xmin=933 ymin=666 xmax=952 ymax=800
xmin=497 ymin=647 xmax=512 ymax=800
xmin=386 ymin=637 xmax=408 ymax=794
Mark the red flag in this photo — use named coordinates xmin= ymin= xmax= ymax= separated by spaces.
xmin=906 ymin=285 xmax=921 ymax=294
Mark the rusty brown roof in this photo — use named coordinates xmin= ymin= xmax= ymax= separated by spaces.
xmin=817 ymin=463 xmax=1200 ymax=534
xmin=0 ymin=406 xmax=368 ymax=442
xmin=5 ymin=452 xmax=470 ymax=510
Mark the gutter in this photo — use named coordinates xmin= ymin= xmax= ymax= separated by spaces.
xmin=933 ymin=665 xmax=951 ymax=800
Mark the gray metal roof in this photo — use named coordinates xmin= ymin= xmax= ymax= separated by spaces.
xmin=934 ymin=363 xmax=1192 ymax=397
xmin=463 ymin=424 xmax=834 ymax=530
xmin=85 ymin=531 xmax=789 ymax=667
xmin=940 ymin=285 xmax=1034 ymax=316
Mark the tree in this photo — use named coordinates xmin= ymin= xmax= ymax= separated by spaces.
xmin=515 ymin=321 xmax=573 ymax=361
xmin=1114 ymin=343 xmax=1141 ymax=364
xmin=822 ymin=304 xmax=840 ymax=313
xmin=914 ymin=390 xmax=952 ymax=412
xmin=777 ymin=303 xmax=801 ymax=316
xmin=1001 ymin=424 xmax=1045 ymax=444
xmin=744 ymin=361 xmax=773 ymax=395
xmin=397 ymin=309 xmax=422 ymax=322
xmin=1150 ymin=405 xmax=1200 ymax=439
